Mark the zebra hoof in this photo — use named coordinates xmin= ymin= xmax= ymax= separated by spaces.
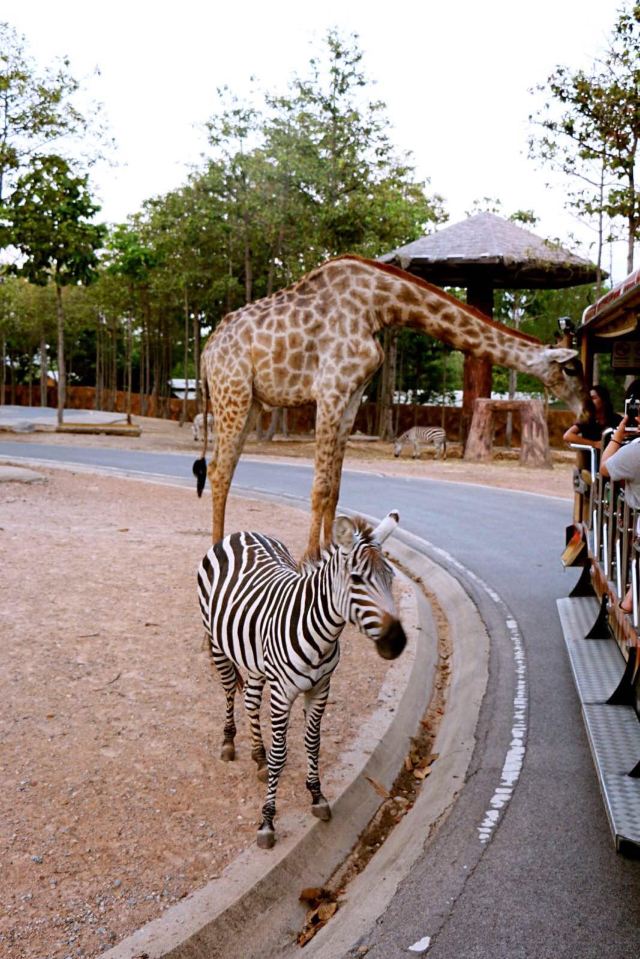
xmin=256 ymin=826 xmax=275 ymax=849
xmin=220 ymin=742 xmax=235 ymax=761
xmin=256 ymin=764 xmax=269 ymax=783
xmin=311 ymin=799 xmax=332 ymax=821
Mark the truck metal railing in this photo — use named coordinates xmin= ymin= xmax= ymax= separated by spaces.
xmin=570 ymin=439 xmax=639 ymax=631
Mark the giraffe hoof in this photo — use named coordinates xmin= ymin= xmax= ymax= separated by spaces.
xmin=256 ymin=764 xmax=269 ymax=783
xmin=256 ymin=825 xmax=275 ymax=849
xmin=220 ymin=742 xmax=236 ymax=761
xmin=311 ymin=799 xmax=332 ymax=821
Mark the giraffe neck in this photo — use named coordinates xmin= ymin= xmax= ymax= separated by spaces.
xmin=363 ymin=259 xmax=544 ymax=372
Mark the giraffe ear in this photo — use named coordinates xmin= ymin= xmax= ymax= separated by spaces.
xmin=524 ymin=347 xmax=578 ymax=369
xmin=542 ymin=347 xmax=578 ymax=365
xmin=333 ymin=515 xmax=356 ymax=550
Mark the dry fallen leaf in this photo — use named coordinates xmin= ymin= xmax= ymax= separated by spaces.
xmin=299 ymin=886 xmax=325 ymax=903
xmin=364 ymin=775 xmax=391 ymax=799
xmin=318 ymin=901 xmax=338 ymax=922
xmin=413 ymin=766 xmax=432 ymax=780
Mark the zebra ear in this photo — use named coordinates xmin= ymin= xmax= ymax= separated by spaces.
xmin=372 ymin=510 xmax=400 ymax=544
xmin=333 ymin=515 xmax=356 ymax=550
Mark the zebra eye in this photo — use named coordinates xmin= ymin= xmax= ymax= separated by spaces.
xmin=350 ymin=573 xmax=364 ymax=585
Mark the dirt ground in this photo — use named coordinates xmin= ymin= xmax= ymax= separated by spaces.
xmin=0 ymin=417 xmax=575 ymax=959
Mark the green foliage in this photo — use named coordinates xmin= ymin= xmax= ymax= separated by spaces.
xmin=0 ymin=21 xmax=102 ymax=205
xmin=1 ymin=153 xmax=105 ymax=286
xmin=529 ymin=2 xmax=640 ymax=273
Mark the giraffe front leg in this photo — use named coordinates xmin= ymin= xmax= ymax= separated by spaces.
xmin=244 ymin=673 xmax=268 ymax=782
xmin=304 ymin=679 xmax=332 ymax=821
xmin=211 ymin=650 xmax=239 ymax=761
xmin=256 ymin=689 xmax=292 ymax=849
xmin=320 ymin=386 xmax=367 ymax=546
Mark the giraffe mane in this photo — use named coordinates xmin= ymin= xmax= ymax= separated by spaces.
xmin=329 ymin=254 xmax=544 ymax=347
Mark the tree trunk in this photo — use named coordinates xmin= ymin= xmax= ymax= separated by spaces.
xmin=39 ymin=336 xmax=48 ymax=408
xmin=519 ymin=399 xmax=552 ymax=468
xmin=180 ymin=288 xmax=189 ymax=427
xmin=126 ymin=316 xmax=133 ymax=424
xmin=465 ymin=398 xmax=551 ymax=468
xmin=95 ymin=318 xmax=103 ymax=410
xmin=0 ymin=334 xmax=5 ymax=406
xmin=464 ymin=399 xmax=495 ymax=462
xmin=193 ymin=312 xmax=200 ymax=414
xmin=55 ymin=283 xmax=65 ymax=426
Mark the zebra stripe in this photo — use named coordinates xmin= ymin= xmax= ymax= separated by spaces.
xmin=197 ymin=512 xmax=406 ymax=848
xmin=393 ymin=425 xmax=447 ymax=459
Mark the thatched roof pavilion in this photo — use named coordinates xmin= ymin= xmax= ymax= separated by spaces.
xmin=380 ymin=211 xmax=600 ymax=290
xmin=381 ymin=212 xmax=601 ymax=446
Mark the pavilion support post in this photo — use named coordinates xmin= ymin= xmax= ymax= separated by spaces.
xmin=461 ymin=282 xmax=494 ymax=449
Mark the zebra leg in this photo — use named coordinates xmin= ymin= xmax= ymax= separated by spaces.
xmin=256 ymin=688 xmax=292 ymax=849
xmin=244 ymin=672 xmax=268 ymax=781
xmin=303 ymin=680 xmax=332 ymax=822
xmin=211 ymin=649 xmax=239 ymax=761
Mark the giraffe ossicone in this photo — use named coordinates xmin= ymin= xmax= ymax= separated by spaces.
xmin=196 ymin=254 xmax=585 ymax=552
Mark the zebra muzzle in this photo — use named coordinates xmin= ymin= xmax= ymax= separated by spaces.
xmin=376 ymin=619 xmax=407 ymax=660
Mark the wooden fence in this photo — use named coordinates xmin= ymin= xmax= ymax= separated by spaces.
xmin=4 ymin=384 xmax=576 ymax=448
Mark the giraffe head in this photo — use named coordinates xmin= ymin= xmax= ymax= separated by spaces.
xmin=524 ymin=347 xmax=586 ymax=415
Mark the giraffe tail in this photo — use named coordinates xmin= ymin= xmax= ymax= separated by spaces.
xmin=193 ymin=457 xmax=207 ymax=496
xmin=193 ymin=373 xmax=210 ymax=497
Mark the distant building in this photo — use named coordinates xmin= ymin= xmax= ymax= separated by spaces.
xmin=169 ymin=378 xmax=197 ymax=401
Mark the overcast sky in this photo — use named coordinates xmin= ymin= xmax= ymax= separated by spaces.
xmin=7 ymin=0 xmax=633 ymax=284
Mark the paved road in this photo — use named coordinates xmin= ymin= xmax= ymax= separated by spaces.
xmin=2 ymin=441 xmax=639 ymax=957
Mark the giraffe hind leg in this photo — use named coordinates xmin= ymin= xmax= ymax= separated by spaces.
xmin=208 ymin=396 xmax=259 ymax=543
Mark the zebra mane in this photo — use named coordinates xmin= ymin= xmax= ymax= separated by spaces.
xmin=299 ymin=517 xmax=375 ymax=572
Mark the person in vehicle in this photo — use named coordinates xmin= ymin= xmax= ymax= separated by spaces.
xmin=599 ymin=410 xmax=640 ymax=613
xmin=563 ymin=384 xmax=620 ymax=450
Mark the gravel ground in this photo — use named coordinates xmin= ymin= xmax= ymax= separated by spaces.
xmin=0 ymin=415 xmax=574 ymax=959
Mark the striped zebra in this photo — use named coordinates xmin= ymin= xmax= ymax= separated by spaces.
xmin=197 ymin=511 xmax=406 ymax=849
xmin=393 ymin=425 xmax=447 ymax=460
xmin=192 ymin=412 xmax=214 ymax=443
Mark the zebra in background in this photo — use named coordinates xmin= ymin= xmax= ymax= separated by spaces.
xmin=192 ymin=411 xmax=214 ymax=443
xmin=393 ymin=425 xmax=447 ymax=460
xmin=197 ymin=511 xmax=406 ymax=849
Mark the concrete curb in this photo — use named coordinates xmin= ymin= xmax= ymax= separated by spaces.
xmin=294 ymin=530 xmax=490 ymax=958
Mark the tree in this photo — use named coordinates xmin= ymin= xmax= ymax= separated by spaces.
xmin=0 ymin=21 xmax=102 ymax=205
xmin=1 ymin=154 xmax=105 ymax=423
xmin=529 ymin=2 xmax=640 ymax=276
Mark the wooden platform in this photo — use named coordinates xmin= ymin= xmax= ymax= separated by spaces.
xmin=55 ymin=422 xmax=142 ymax=437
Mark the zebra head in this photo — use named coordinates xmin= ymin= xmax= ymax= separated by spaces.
xmin=392 ymin=438 xmax=403 ymax=457
xmin=332 ymin=511 xmax=407 ymax=660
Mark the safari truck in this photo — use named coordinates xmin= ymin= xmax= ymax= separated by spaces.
xmin=558 ymin=266 xmax=640 ymax=853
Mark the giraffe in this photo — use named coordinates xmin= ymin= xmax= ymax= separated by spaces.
xmin=195 ymin=254 xmax=585 ymax=553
